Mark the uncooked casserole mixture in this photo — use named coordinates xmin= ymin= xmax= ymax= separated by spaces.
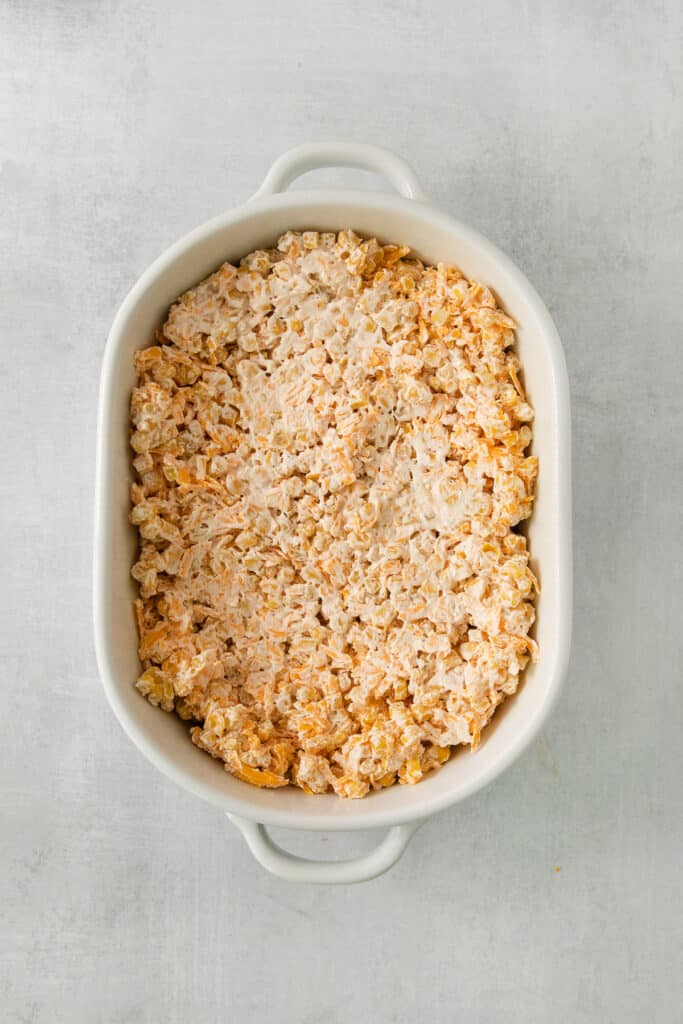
xmin=129 ymin=230 xmax=538 ymax=798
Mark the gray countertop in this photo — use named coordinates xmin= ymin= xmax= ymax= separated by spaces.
xmin=2 ymin=1 xmax=681 ymax=1021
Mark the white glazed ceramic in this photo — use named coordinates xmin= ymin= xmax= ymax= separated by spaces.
xmin=94 ymin=143 xmax=572 ymax=885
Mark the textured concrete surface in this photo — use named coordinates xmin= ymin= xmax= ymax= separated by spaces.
xmin=1 ymin=1 xmax=682 ymax=1021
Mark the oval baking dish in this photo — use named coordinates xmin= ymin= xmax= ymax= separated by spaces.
xmin=94 ymin=143 xmax=572 ymax=884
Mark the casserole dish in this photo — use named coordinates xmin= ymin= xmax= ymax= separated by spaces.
xmin=94 ymin=143 xmax=571 ymax=884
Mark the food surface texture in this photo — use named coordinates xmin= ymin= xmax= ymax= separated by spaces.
xmin=130 ymin=230 xmax=538 ymax=798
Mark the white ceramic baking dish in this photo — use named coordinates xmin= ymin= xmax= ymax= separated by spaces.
xmin=94 ymin=143 xmax=572 ymax=884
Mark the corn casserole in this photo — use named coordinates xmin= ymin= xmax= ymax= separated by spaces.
xmin=129 ymin=229 xmax=538 ymax=798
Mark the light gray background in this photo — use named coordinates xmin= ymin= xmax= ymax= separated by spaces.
xmin=1 ymin=1 xmax=681 ymax=1021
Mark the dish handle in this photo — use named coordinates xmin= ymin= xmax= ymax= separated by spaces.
xmin=252 ymin=142 xmax=428 ymax=201
xmin=227 ymin=814 xmax=425 ymax=884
